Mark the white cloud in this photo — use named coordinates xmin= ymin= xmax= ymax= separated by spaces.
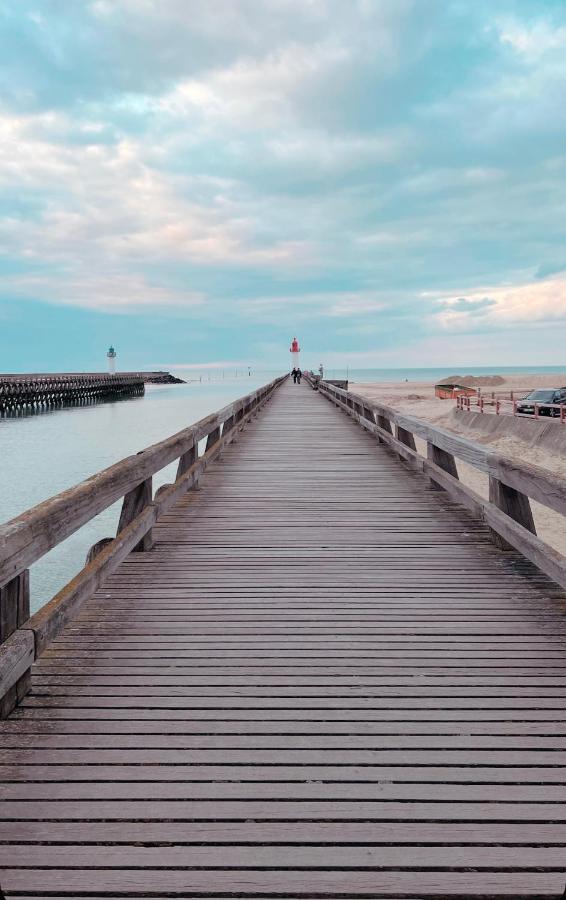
xmin=158 ymin=41 xmax=351 ymax=129
xmin=240 ymin=291 xmax=388 ymax=323
xmin=0 ymin=107 xmax=316 ymax=310
xmin=437 ymin=276 xmax=566 ymax=331
xmin=3 ymin=271 xmax=204 ymax=312
xmin=498 ymin=19 xmax=566 ymax=61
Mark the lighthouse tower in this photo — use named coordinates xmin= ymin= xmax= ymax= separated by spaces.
xmin=107 ymin=346 xmax=117 ymax=374
xmin=289 ymin=336 xmax=300 ymax=372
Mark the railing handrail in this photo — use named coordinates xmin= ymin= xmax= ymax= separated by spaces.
xmin=0 ymin=374 xmax=287 ymax=714
xmin=317 ymin=379 xmax=566 ymax=601
xmin=324 ymin=381 xmax=566 ymax=516
xmin=0 ymin=377 xmax=285 ymax=588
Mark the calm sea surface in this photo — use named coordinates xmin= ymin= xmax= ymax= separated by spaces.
xmin=3 ymin=365 xmax=566 ymax=612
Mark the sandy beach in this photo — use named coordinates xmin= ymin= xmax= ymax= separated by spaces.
xmin=353 ymin=372 xmax=566 ymax=556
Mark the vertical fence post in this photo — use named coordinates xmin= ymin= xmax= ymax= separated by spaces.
xmin=377 ymin=414 xmax=393 ymax=435
xmin=205 ymin=425 xmax=221 ymax=452
xmin=0 ymin=569 xmax=30 ymax=718
xmin=488 ymin=476 xmax=536 ymax=551
xmin=395 ymin=425 xmax=418 ymax=469
xmin=427 ymin=443 xmax=458 ymax=491
xmin=176 ymin=442 xmax=197 ymax=479
xmin=117 ymin=478 xmax=154 ymax=552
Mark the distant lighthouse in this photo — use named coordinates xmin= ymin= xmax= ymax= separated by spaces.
xmin=289 ymin=336 xmax=300 ymax=371
xmin=107 ymin=346 xmax=117 ymax=374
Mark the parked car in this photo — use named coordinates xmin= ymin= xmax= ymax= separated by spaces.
xmin=516 ymin=388 xmax=566 ymax=416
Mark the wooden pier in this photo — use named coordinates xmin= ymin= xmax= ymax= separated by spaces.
xmin=2 ymin=376 xmax=566 ymax=896
xmin=0 ymin=372 xmax=147 ymax=415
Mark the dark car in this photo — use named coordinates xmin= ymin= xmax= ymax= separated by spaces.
xmin=516 ymin=388 xmax=566 ymax=416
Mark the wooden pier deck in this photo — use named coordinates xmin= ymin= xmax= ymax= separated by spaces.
xmin=2 ymin=379 xmax=566 ymax=896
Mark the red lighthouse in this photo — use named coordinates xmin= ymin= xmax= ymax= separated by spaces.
xmin=289 ymin=336 xmax=300 ymax=371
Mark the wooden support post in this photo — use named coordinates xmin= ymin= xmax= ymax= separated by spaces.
xmin=360 ymin=405 xmax=382 ymax=443
xmin=176 ymin=444 xmax=196 ymax=478
xmin=395 ymin=425 xmax=417 ymax=469
xmin=427 ymin=442 xmax=458 ymax=491
xmin=222 ymin=415 xmax=235 ymax=436
xmin=117 ymin=477 xmax=154 ymax=552
xmin=0 ymin=569 xmax=30 ymax=718
xmin=396 ymin=425 xmax=416 ymax=450
xmin=377 ymin=414 xmax=393 ymax=435
xmin=488 ymin=476 xmax=537 ymax=551
xmin=205 ymin=426 xmax=221 ymax=452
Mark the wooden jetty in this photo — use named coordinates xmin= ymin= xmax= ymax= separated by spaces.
xmin=0 ymin=372 xmax=148 ymax=414
xmin=2 ymin=375 xmax=566 ymax=896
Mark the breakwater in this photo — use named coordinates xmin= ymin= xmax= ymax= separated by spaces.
xmin=0 ymin=372 xmax=146 ymax=415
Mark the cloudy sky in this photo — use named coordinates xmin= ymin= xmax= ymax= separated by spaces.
xmin=1 ymin=0 xmax=566 ymax=372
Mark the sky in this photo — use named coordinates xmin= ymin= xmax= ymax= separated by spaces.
xmin=1 ymin=0 xmax=566 ymax=372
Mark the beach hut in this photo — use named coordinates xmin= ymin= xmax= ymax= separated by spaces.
xmin=434 ymin=383 xmax=477 ymax=400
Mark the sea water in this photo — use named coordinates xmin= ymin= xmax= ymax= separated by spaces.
xmin=3 ymin=365 xmax=566 ymax=612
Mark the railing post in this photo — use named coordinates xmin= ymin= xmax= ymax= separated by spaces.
xmin=395 ymin=425 xmax=416 ymax=451
xmin=488 ymin=476 xmax=536 ymax=551
xmin=394 ymin=425 xmax=418 ymax=469
xmin=377 ymin=414 xmax=393 ymax=435
xmin=0 ymin=569 xmax=30 ymax=718
xmin=427 ymin=443 xmax=458 ymax=491
xmin=205 ymin=425 xmax=221 ymax=452
xmin=117 ymin=477 xmax=154 ymax=552
xmin=176 ymin=443 xmax=197 ymax=478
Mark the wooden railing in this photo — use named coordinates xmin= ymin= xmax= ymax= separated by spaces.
xmin=317 ymin=380 xmax=566 ymax=591
xmin=0 ymin=374 xmax=286 ymax=716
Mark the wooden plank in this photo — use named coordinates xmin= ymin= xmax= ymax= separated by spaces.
xmin=0 ymin=870 xmax=563 ymax=896
xmin=2 ymin=797 xmax=566 ymax=820
xmin=0 ymin=819 xmax=564 ymax=843
xmin=3 ymin=379 xmax=566 ymax=896
xmin=4 ymin=844 xmax=566 ymax=868
xmin=3 ymin=779 xmax=566 ymax=802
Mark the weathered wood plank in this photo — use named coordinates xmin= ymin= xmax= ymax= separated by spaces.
xmin=0 ymin=869 xmax=563 ymax=896
xmin=3 ymin=380 xmax=566 ymax=896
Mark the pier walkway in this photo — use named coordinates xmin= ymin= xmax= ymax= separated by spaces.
xmin=2 ymin=379 xmax=566 ymax=896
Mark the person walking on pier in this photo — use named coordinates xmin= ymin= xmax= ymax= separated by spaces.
xmin=291 ymin=367 xmax=301 ymax=384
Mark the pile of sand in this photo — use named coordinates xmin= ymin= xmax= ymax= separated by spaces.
xmin=437 ymin=374 xmax=505 ymax=387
